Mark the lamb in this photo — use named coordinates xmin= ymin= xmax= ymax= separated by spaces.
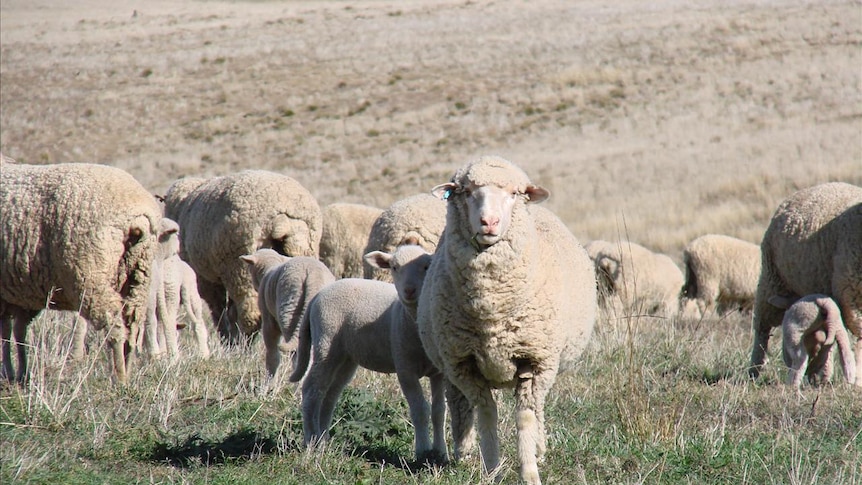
xmin=239 ymin=248 xmax=335 ymax=377
xmin=589 ymin=239 xmax=684 ymax=318
xmin=767 ymin=294 xmax=856 ymax=387
xmin=749 ymin=182 xmax=862 ymax=386
xmin=0 ymin=162 xmax=161 ymax=383
xmin=680 ymin=234 xmax=761 ymax=318
xmin=290 ymin=244 xmax=446 ymax=463
xmin=416 ymin=156 xmax=597 ymax=484
xmin=318 ymin=202 xmax=383 ymax=279
xmin=362 ymin=193 xmax=447 ymax=281
xmin=163 ymin=170 xmax=322 ymax=343
xmin=142 ymin=218 xmax=210 ymax=359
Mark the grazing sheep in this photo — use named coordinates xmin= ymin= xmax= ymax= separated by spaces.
xmin=290 ymin=244 xmax=446 ymax=463
xmin=163 ymin=170 xmax=322 ymax=343
xmin=416 ymin=156 xmax=597 ymax=484
xmin=240 ymin=248 xmax=335 ymax=377
xmin=142 ymin=218 xmax=210 ymax=359
xmin=319 ymin=203 xmax=383 ymax=279
xmin=749 ymin=182 xmax=862 ymax=386
xmin=768 ymin=294 xmax=856 ymax=387
xmin=362 ymin=194 xmax=447 ymax=281
xmin=680 ymin=234 xmax=760 ymax=318
xmin=590 ymin=240 xmax=684 ymax=318
xmin=0 ymin=162 xmax=161 ymax=383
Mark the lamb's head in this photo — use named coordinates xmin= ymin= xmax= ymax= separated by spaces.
xmin=364 ymin=241 xmax=432 ymax=311
xmin=432 ymin=156 xmax=548 ymax=250
xmin=239 ymin=248 xmax=290 ymax=290
xmin=157 ymin=218 xmax=181 ymax=259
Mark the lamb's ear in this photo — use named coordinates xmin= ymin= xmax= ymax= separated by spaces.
xmin=239 ymin=254 xmax=256 ymax=266
xmin=431 ymin=182 xmax=458 ymax=200
xmin=767 ymin=295 xmax=794 ymax=310
xmin=524 ymin=184 xmax=549 ymax=203
xmin=364 ymin=251 xmax=393 ymax=269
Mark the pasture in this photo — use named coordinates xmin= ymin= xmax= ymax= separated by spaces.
xmin=1 ymin=0 xmax=860 ymax=483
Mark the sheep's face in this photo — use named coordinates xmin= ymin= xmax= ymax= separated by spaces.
xmin=364 ymin=245 xmax=432 ymax=307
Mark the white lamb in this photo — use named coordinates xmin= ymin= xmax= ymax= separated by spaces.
xmin=290 ymin=243 xmax=446 ymax=463
xmin=416 ymin=156 xmax=597 ymax=484
xmin=142 ymin=218 xmax=210 ymax=359
xmin=768 ymin=294 xmax=856 ymax=388
xmin=240 ymin=248 xmax=335 ymax=377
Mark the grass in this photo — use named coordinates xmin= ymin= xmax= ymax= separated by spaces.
xmin=2 ymin=303 xmax=859 ymax=484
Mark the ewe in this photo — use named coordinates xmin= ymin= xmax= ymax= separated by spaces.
xmin=749 ymin=182 xmax=862 ymax=386
xmin=680 ymin=234 xmax=760 ymax=318
xmin=1 ymin=162 xmax=161 ymax=384
xmin=417 ymin=156 xmax=596 ymax=485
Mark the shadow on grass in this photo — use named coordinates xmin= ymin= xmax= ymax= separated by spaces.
xmin=349 ymin=444 xmax=448 ymax=473
xmin=151 ymin=428 xmax=292 ymax=467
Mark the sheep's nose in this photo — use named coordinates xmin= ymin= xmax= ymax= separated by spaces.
xmin=404 ymin=287 xmax=416 ymax=300
xmin=481 ymin=215 xmax=499 ymax=229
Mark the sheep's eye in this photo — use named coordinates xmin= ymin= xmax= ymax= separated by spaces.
xmin=464 ymin=188 xmax=473 ymax=197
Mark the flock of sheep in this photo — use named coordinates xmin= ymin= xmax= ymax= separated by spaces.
xmin=1 ymin=153 xmax=859 ymax=485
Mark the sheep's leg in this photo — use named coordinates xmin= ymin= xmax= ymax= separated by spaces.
xmin=107 ymin=321 xmax=129 ymax=384
xmin=429 ymin=372 xmax=448 ymax=461
xmin=515 ymin=365 xmax=554 ymax=485
xmin=446 ymin=381 xmax=475 ymax=461
xmin=13 ymin=313 xmax=33 ymax=383
xmin=300 ymin=362 xmax=330 ymax=446
xmin=1 ymin=314 xmax=13 ymax=381
xmin=749 ymin=292 xmax=784 ymax=379
xmin=397 ymin=371 xmax=432 ymax=460
xmin=159 ymin=295 xmax=180 ymax=360
xmin=262 ymin=315 xmax=282 ymax=377
xmin=144 ymin=296 xmax=162 ymax=357
xmin=473 ymin=387 xmax=501 ymax=480
xmin=71 ymin=317 xmax=88 ymax=361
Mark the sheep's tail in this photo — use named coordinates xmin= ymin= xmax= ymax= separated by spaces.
xmin=819 ymin=297 xmax=857 ymax=385
xmin=288 ymin=300 xmax=313 ymax=383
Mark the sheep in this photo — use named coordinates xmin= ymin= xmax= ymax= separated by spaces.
xmin=141 ymin=218 xmax=210 ymax=359
xmin=163 ymin=170 xmax=322 ymax=343
xmin=362 ymin=193 xmax=447 ymax=281
xmin=767 ymin=294 xmax=856 ymax=387
xmin=416 ymin=155 xmax=597 ymax=485
xmin=749 ymin=182 xmax=862 ymax=386
xmin=290 ymin=244 xmax=446 ymax=463
xmin=239 ymin=248 xmax=335 ymax=377
xmin=318 ymin=202 xmax=383 ymax=279
xmin=680 ymin=234 xmax=761 ymax=318
xmin=0 ymin=162 xmax=161 ymax=383
xmin=589 ymin=240 xmax=684 ymax=318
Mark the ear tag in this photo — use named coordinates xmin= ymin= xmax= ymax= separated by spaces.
xmin=443 ymin=189 xmax=452 ymax=200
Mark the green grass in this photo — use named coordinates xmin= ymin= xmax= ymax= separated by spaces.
xmin=2 ymin=307 xmax=860 ymax=484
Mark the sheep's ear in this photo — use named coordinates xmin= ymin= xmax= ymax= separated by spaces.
xmin=364 ymin=251 xmax=393 ymax=269
xmin=239 ymin=255 xmax=256 ymax=265
xmin=767 ymin=295 xmax=794 ymax=310
xmin=431 ymin=182 xmax=458 ymax=200
xmin=524 ymin=184 xmax=549 ymax=203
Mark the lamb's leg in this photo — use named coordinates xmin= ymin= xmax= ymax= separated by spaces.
xmin=262 ymin=315 xmax=282 ymax=377
xmin=317 ymin=360 xmax=358 ymax=442
xmin=429 ymin=372 xmax=448 ymax=461
xmin=184 ymin=292 xmax=209 ymax=358
xmin=397 ymin=371 xmax=432 ymax=460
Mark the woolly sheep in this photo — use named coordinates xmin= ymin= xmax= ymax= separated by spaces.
xmin=416 ymin=156 xmax=597 ymax=485
xmin=0 ymin=162 xmax=161 ymax=383
xmin=749 ymin=182 xmax=862 ymax=386
xmin=768 ymin=294 xmax=856 ymax=387
xmin=290 ymin=244 xmax=446 ymax=462
xmin=240 ymin=248 xmax=335 ymax=377
xmin=142 ymin=218 xmax=210 ymax=359
xmin=319 ymin=202 xmax=383 ymax=279
xmin=163 ymin=170 xmax=322 ymax=343
xmin=590 ymin=240 xmax=684 ymax=318
xmin=680 ymin=234 xmax=760 ymax=318
xmin=362 ymin=194 xmax=447 ymax=281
